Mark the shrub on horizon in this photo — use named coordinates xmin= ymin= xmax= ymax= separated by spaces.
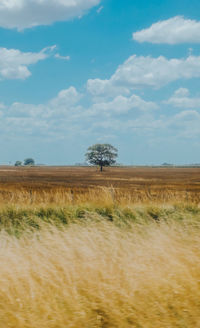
xmin=24 ymin=158 xmax=35 ymax=166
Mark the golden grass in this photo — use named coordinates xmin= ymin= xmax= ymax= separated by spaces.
xmin=0 ymin=178 xmax=199 ymax=327
xmin=0 ymin=221 xmax=200 ymax=327
xmin=0 ymin=185 xmax=198 ymax=207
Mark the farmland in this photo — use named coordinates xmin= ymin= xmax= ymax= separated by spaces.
xmin=0 ymin=166 xmax=200 ymax=327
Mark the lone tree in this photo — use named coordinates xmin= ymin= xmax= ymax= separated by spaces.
xmin=85 ymin=144 xmax=118 ymax=172
xmin=24 ymin=158 xmax=35 ymax=166
xmin=15 ymin=161 xmax=22 ymax=167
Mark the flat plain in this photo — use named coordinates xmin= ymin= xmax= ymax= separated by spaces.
xmin=0 ymin=165 xmax=200 ymax=203
xmin=0 ymin=166 xmax=200 ymax=327
xmin=1 ymin=165 xmax=200 ymax=188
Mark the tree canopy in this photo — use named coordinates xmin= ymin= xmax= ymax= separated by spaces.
xmin=85 ymin=144 xmax=118 ymax=171
xmin=15 ymin=161 xmax=22 ymax=167
xmin=24 ymin=158 xmax=35 ymax=166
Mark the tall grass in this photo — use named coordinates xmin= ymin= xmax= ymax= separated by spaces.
xmin=0 ymin=201 xmax=199 ymax=235
xmin=0 ymin=185 xmax=199 ymax=206
xmin=0 ymin=185 xmax=199 ymax=327
xmin=0 ymin=221 xmax=200 ymax=327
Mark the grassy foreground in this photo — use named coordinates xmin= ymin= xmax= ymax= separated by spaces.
xmin=0 ymin=202 xmax=200 ymax=327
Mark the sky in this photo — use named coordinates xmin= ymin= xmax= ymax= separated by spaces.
xmin=1 ymin=0 xmax=200 ymax=165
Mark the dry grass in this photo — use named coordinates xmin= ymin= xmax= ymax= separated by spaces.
xmin=0 ymin=167 xmax=199 ymax=326
xmin=0 ymin=166 xmax=200 ymax=204
xmin=0 ymin=185 xmax=199 ymax=207
xmin=0 ymin=221 xmax=200 ymax=327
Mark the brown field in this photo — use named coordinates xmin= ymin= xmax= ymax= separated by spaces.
xmin=0 ymin=165 xmax=200 ymax=204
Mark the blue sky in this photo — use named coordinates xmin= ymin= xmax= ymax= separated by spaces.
xmin=1 ymin=0 xmax=200 ymax=165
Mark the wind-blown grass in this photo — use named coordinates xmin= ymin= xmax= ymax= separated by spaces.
xmin=0 ymin=202 xmax=199 ymax=235
xmin=0 ymin=220 xmax=200 ymax=327
xmin=0 ymin=185 xmax=199 ymax=206
xmin=0 ymin=184 xmax=199 ymax=327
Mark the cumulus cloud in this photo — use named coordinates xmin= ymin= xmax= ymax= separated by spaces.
xmin=93 ymin=107 xmax=200 ymax=139
xmin=87 ymin=78 xmax=130 ymax=98
xmin=0 ymin=84 xmax=161 ymax=140
xmin=49 ymin=87 xmax=82 ymax=108
xmin=133 ymin=16 xmax=200 ymax=44
xmin=87 ymin=54 xmax=200 ymax=96
xmin=165 ymin=88 xmax=200 ymax=108
xmin=0 ymin=46 xmax=55 ymax=80
xmin=173 ymin=88 xmax=190 ymax=97
xmin=0 ymin=86 xmax=83 ymax=138
xmin=0 ymin=84 xmax=200 ymax=144
xmin=171 ymin=110 xmax=200 ymax=138
xmin=1 ymin=81 xmax=199 ymax=142
xmin=89 ymin=94 xmax=158 ymax=115
xmin=0 ymin=0 xmax=101 ymax=30
xmin=55 ymin=53 xmax=70 ymax=61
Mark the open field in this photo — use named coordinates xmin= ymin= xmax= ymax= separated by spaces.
xmin=1 ymin=166 xmax=200 ymax=190
xmin=0 ymin=166 xmax=200 ymax=203
xmin=0 ymin=166 xmax=200 ymax=327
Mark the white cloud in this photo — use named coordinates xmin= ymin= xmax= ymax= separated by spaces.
xmin=49 ymin=86 xmax=82 ymax=108
xmin=173 ymin=88 xmax=190 ymax=97
xmin=89 ymin=94 xmax=158 ymax=115
xmin=7 ymin=86 xmax=81 ymax=116
xmin=55 ymin=53 xmax=70 ymax=61
xmin=1 ymin=83 xmax=200 ymax=143
xmin=97 ymin=6 xmax=104 ymax=14
xmin=165 ymin=88 xmax=200 ymax=108
xmin=92 ymin=106 xmax=200 ymax=139
xmin=133 ymin=16 xmax=200 ymax=44
xmin=171 ymin=110 xmax=200 ymax=138
xmin=0 ymin=86 xmax=83 ymax=138
xmin=175 ymin=110 xmax=200 ymax=120
xmin=0 ymin=85 xmax=161 ymax=140
xmin=92 ymin=113 xmax=165 ymax=135
xmin=87 ymin=78 xmax=130 ymax=98
xmin=0 ymin=0 xmax=101 ymax=30
xmin=0 ymin=46 xmax=55 ymax=80
xmin=87 ymin=54 xmax=200 ymax=96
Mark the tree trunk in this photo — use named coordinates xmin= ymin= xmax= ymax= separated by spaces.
xmin=100 ymin=165 xmax=103 ymax=172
